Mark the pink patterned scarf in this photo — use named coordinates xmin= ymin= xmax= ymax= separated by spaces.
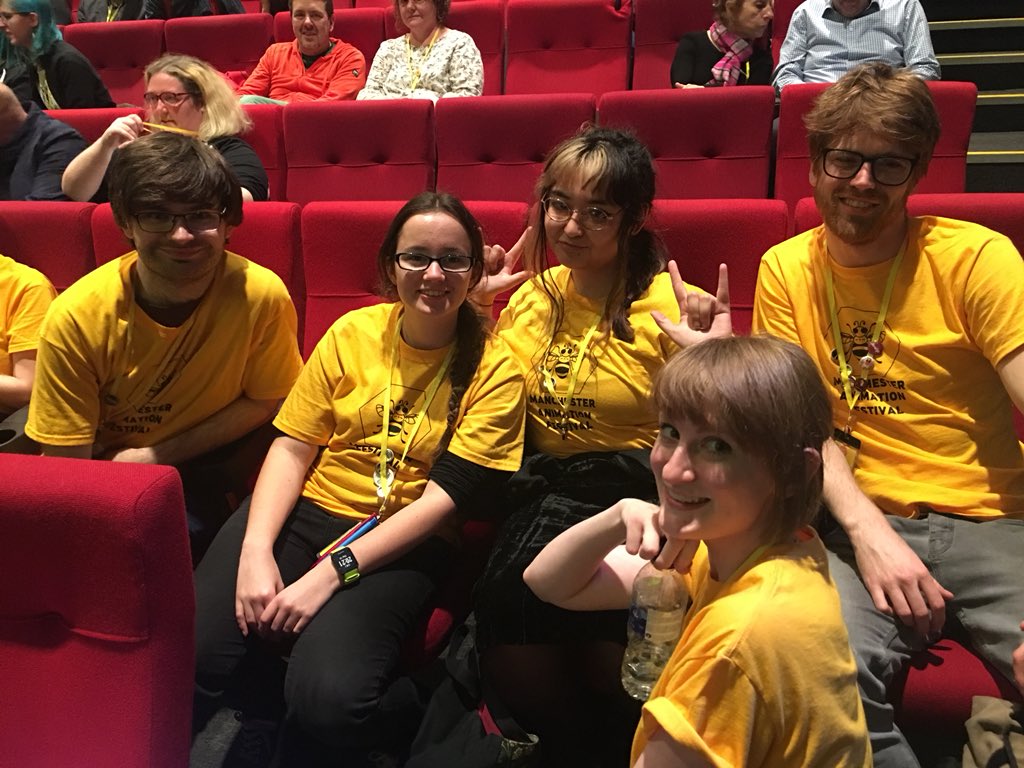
xmin=707 ymin=20 xmax=754 ymax=87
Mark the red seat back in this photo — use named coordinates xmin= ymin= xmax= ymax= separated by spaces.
xmin=0 ymin=455 xmax=193 ymax=768
xmin=274 ymin=7 xmax=385 ymax=64
xmin=651 ymin=198 xmax=790 ymax=334
xmin=598 ymin=87 xmax=775 ymax=199
xmin=446 ymin=0 xmax=504 ymax=95
xmin=504 ymin=0 xmax=632 ymax=96
xmin=631 ymin=0 xmax=707 ymax=90
xmin=284 ymin=100 xmax=436 ymax=204
xmin=164 ymin=14 xmax=274 ymax=80
xmin=0 ymin=202 xmax=96 ymax=291
xmin=241 ymin=102 xmax=287 ymax=201
xmin=44 ymin=107 xmax=144 ymax=144
xmin=435 ymin=93 xmax=596 ymax=202
xmin=63 ymin=20 xmax=166 ymax=106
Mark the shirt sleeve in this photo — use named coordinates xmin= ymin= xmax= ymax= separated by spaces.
xmin=239 ymin=277 xmax=302 ymax=401
xmin=751 ymin=249 xmax=802 ymax=343
xmin=669 ymin=34 xmax=698 ymax=86
xmin=961 ymin=233 xmax=1024 ymax=367
xmin=428 ymin=449 xmax=512 ymax=511
xmin=440 ymin=33 xmax=483 ymax=97
xmin=902 ymin=0 xmax=940 ymax=80
xmin=273 ymin=327 xmax=341 ymax=445
xmin=772 ymin=8 xmax=809 ymax=90
xmin=6 ymin=272 xmax=56 ymax=355
xmin=318 ymin=44 xmax=367 ymax=101
xmin=27 ymin=124 xmax=85 ymax=201
xmin=237 ymin=50 xmax=273 ymax=96
xmin=214 ymin=136 xmax=269 ymax=202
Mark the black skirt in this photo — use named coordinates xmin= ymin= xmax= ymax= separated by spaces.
xmin=473 ymin=449 xmax=657 ymax=650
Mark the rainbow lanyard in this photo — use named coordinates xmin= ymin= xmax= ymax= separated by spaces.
xmin=825 ymin=239 xmax=906 ymax=428
xmin=376 ymin=317 xmax=454 ymax=514
xmin=540 ymin=317 xmax=600 ymax=439
xmin=404 ymin=27 xmax=440 ymax=90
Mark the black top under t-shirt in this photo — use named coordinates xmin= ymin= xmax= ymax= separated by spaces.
xmin=670 ymin=30 xmax=772 ymax=87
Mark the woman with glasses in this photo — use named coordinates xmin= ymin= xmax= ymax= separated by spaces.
xmin=0 ymin=0 xmax=113 ymax=108
xmin=469 ymin=125 xmax=728 ymax=767
xmin=62 ymin=54 xmax=268 ymax=202
xmin=193 ymin=192 xmax=526 ymax=764
xmin=671 ymin=0 xmax=774 ymax=88
xmin=356 ymin=0 xmax=482 ymax=102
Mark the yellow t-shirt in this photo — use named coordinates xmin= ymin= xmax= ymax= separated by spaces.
xmin=0 ymin=253 xmax=55 ymax=378
xmin=495 ymin=266 xmax=682 ymax=457
xmin=27 ymin=251 xmax=302 ymax=451
xmin=274 ymin=302 xmax=526 ymax=523
xmin=631 ymin=531 xmax=870 ymax=768
xmin=753 ymin=217 xmax=1024 ymax=520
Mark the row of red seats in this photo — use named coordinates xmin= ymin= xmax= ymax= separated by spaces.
xmin=5 ymin=193 xmax=1023 ymax=357
xmin=46 ymin=82 xmax=977 ymax=210
xmin=60 ymin=0 xmax=756 ymax=99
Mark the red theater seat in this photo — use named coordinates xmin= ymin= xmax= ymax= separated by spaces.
xmin=164 ymin=14 xmax=274 ymax=80
xmin=274 ymin=7 xmax=384 ymax=64
xmin=283 ymin=100 xmax=436 ymax=204
xmin=598 ymin=87 xmax=775 ymax=199
xmin=241 ymin=102 xmax=286 ymax=200
xmin=774 ymin=81 xmax=977 ymax=210
xmin=504 ymin=0 xmax=632 ymax=96
xmin=0 ymin=201 xmax=96 ymax=291
xmin=64 ymin=20 xmax=165 ymax=106
xmin=650 ymin=198 xmax=789 ymax=334
xmin=770 ymin=0 xmax=801 ymax=67
xmin=0 ymin=455 xmax=193 ymax=768
xmin=435 ymin=93 xmax=596 ymax=202
xmin=446 ymin=0 xmax=504 ymax=95
xmin=463 ymin=199 xmax=530 ymax=317
xmin=631 ymin=0 xmax=708 ymax=90
xmin=45 ymin=106 xmax=144 ymax=144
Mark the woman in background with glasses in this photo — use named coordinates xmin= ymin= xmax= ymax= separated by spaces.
xmin=62 ymin=53 xmax=268 ymax=202
xmin=192 ymin=191 xmax=526 ymax=765
xmin=0 ymin=0 xmax=112 ymax=108
xmin=356 ymin=0 xmax=482 ymax=101
xmin=470 ymin=125 xmax=729 ymax=768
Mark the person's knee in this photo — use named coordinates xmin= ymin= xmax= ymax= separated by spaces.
xmin=284 ymin=670 xmax=379 ymax=745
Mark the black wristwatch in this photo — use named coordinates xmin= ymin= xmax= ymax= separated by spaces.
xmin=330 ymin=546 xmax=360 ymax=587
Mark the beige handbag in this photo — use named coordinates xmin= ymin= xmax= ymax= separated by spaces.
xmin=963 ymin=695 xmax=1024 ymax=768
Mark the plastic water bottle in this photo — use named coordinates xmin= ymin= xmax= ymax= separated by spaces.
xmin=620 ymin=561 xmax=689 ymax=701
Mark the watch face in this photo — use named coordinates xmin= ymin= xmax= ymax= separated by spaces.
xmin=333 ymin=550 xmax=356 ymax=571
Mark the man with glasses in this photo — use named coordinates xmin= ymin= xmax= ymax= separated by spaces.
xmin=26 ymin=132 xmax=302 ymax=560
xmin=238 ymin=0 xmax=365 ymax=104
xmin=753 ymin=62 xmax=1024 ymax=766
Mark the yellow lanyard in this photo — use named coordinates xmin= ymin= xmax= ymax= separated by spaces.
xmin=376 ymin=317 xmax=454 ymax=515
xmin=404 ymin=27 xmax=440 ymax=91
xmin=541 ymin=317 xmax=600 ymax=439
xmin=825 ymin=239 xmax=906 ymax=429
xmin=35 ymin=65 xmax=59 ymax=109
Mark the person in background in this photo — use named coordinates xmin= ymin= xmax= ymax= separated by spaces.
xmin=753 ymin=62 xmax=1024 ymax=765
xmin=76 ymin=0 xmax=145 ymax=23
xmin=773 ymin=0 xmax=939 ymax=91
xmin=470 ymin=125 xmax=729 ymax=768
xmin=357 ymin=0 xmax=482 ymax=101
xmin=0 ymin=250 xmax=54 ymax=418
xmin=192 ymin=192 xmax=525 ymax=765
xmin=63 ymin=54 xmax=269 ymax=203
xmin=671 ymin=0 xmax=774 ymax=88
xmin=525 ymin=335 xmax=870 ymax=768
xmin=0 ymin=82 xmax=85 ymax=200
xmin=238 ymin=0 xmax=365 ymax=104
xmin=28 ymin=132 xmax=301 ymax=561
xmin=0 ymin=0 xmax=114 ymax=108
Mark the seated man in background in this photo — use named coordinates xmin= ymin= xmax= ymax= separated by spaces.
xmin=237 ymin=0 xmax=365 ymax=104
xmin=26 ymin=132 xmax=302 ymax=560
xmin=0 ymin=83 xmax=85 ymax=201
xmin=773 ymin=0 xmax=939 ymax=91
xmin=0 ymin=252 xmax=54 ymax=419
xmin=753 ymin=62 xmax=1024 ymax=766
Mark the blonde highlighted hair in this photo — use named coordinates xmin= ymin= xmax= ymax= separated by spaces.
xmin=144 ymin=53 xmax=252 ymax=142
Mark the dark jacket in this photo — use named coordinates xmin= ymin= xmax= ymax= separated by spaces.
xmin=32 ymin=40 xmax=115 ymax=109
xmin=0 ymin=103 xmax=87 ymax=201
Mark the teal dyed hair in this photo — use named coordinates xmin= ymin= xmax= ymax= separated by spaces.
xmin=6 ymin=0 xmax=62 ymax=62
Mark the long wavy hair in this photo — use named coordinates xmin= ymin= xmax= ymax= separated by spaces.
xmin=376 ymin=192 xmax=488 ymax=458
xmin=5 ymin=0 xmax=62 ymax=63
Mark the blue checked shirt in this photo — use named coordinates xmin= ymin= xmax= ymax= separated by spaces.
xmin=773 ymin=0 xmax=940 ymax=90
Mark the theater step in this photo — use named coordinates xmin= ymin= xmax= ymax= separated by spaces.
xmin=929 ymin=18 xmax=1024 ymax=54
xmin=937 ymin=52 xmax=1024 ymax=92
xmin=966 ymin=131 xmax=1024 ymax=192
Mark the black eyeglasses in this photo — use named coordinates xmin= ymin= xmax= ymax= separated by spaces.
xmin=541 ymin=197 xmax=620 ymax=232
xmin=394 ymin=252 xmax=476 ymax=273
xmin=822 ymin=149 xmax=917 ymax=186
xmin=142 ymin=91 xmax=193 ymax=107
xmin=133 ymin=210 xmax=224 ymax=234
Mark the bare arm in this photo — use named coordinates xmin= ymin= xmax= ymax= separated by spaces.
xmin=634 ymin=728 xmax=716 ymax=768
xmin=0 ymin=352 xmax=36 ymax=412
xmin=652 ymin=261 xmax=732 ymax=348
xmin=258 ymin=479 xmax=459 ymax=635
xmin=107 ymin=395 xmax=279 ymax=465
xmin=61 ymin=115 xmax=144 ymax=202
xmin=524 ymin=499 xmax=695 ymax=611
xmin=996 ymin=344 xmax=1024 ymax=414
xmin=235 ymin=434 xmax=318 ymax=635
xmin=40 ymin=442 xmax=93 ymax=459
xmin=822 ymin=439 xmax=952 ymax=640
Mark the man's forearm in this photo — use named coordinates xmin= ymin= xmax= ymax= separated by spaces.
xmin=147 ymin=396 xmax=280 ymax=466
xmin=822 ymin=438 xmax=891 ymax=540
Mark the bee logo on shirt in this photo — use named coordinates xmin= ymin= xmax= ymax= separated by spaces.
xmin=376 ymin=398 xmax=417 ymax=440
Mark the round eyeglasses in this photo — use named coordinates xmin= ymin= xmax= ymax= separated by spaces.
xmin=142 ymin=91 xmax=192 ymax=108
xmin=541 ymin=197 xmax=620 ymax=232
xmin=394 ymin=252 xmax=477 ymax=273
xmin=822 ymin=149 xmax=917 ymax=186
xmin=133 ymin=210 xmax=224 ymax=234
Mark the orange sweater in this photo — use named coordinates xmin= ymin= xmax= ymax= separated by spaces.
xmin=238 ymin=39 xmax=366 ymax=102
